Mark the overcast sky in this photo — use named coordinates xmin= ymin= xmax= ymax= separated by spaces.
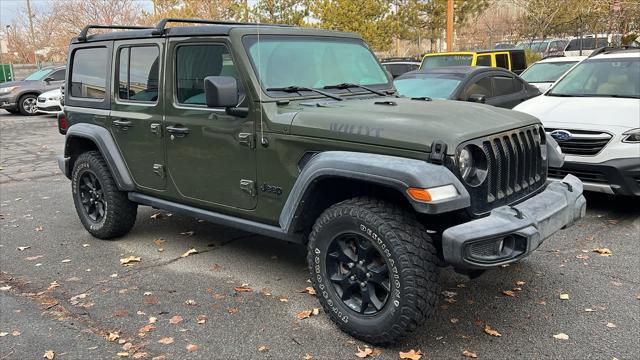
xmin=0 ymin=0 xmax=154 ymax=26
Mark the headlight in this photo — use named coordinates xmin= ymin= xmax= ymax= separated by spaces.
xmin=622 ymin=128 xmax=640 ymax=143
xmin=0 ymin=86 xmax=18 ymax=95
xmin=457 ymin=145 xmax=488 ymax=186
xmin=48 ymin=96 xmax=60 ymax=101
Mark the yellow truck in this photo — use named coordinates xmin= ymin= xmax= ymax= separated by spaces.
xmin=421 ymin=50 xmax=527 ymax=74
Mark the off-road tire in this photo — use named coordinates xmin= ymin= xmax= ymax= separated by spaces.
xmin=307 ymin=197 xmax=439 ymax=345
xmin=17 ymin=94 xmax=38 ymax=116
xmin=71 ymin=151 xmax=137 ymax=239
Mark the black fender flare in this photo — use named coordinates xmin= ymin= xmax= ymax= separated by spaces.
xmin=279 ymin=151 xmax=470 ymax=233
xmin=63 ymin=123 xmax=135 ymax=191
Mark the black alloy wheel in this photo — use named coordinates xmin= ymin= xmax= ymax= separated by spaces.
xmin=78 ymin=171 xmax=105 ymax=222
xmin=326 ymin=233 xmax=390 ymax=315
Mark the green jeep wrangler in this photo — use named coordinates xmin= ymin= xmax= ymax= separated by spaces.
xmin=57 ymin=19 xmax=586 ymax=344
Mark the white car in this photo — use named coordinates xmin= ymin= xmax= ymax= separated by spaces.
xmin=520 ymin=56 xmax=586 ymax=92
xmin=36 ymin=88 xmax=62 ymax=114
xmin=514 ymin=48 xmax=640 ymax=196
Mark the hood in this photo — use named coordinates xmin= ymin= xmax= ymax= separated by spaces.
xmin=287 ymin=97 xmax=540 ymax=154
xmin=40 ymin=88 xmax=62 ymax=97
xmin=514 ymin=95 xmax=640 ymax=129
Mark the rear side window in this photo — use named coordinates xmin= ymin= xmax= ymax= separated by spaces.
xmin=117 ymin=46 xmax=160 ymax=102
xmin=49 ymin=69 xmax=66 ymax=81
xmin=476 ymin=55 xmax=491 ymax=66
xmin=495 ymin=54 xmax=509 ymax=69
xmin=70 ymin=47 xmax=108 ymax=99
xmin=176 ymin=44 xmax=240 ymax=105
xmin=493 ymin=76 xmax=515 ymax=96
xmin=464 ymin=76 xmax=493 ymax=98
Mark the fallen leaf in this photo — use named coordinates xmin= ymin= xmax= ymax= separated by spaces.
xmin=110 ymin=273 xmax=118 ymax=278
xmin=158 ymin=337 xmax=174 ymax=345
xmin=399 ymin=349 xmax=423 ymax=360
xmin=120 ymin=256 xmax=141 ymax=265
xmin=303 ymin=354 xmax=313 ymax=360
xmin=450 ymin=318 xmax=459 ymax=324
xmin=61 ymin=259 xmax=71 ymax=263
xmin=35 ymin=226 xmax=43 ymax=232
xmin=184 ymin=299 xmax=197 ymax=306
xmin=211 ymin=264 xmax=223 ymax=271
xmin=553 ymin=333 xmax=569 ymax=340
xmin=138 ymin=324 xmax=156 ymax=337
xmin=312 ymin=308 xmax=320 ymax=316
xmin=197 ymin=314 xmax=208 ymax=324
xmin=17 ymin=246 xmax=31 ymax=251
xmin=115 ymin=309 xmax=129 ymax=317
xmin=82 ymin=243 xmax=90 ymax=247
xmin=0 ymin=286 xmax=11 ymax=291
xmin=180 ymin=248 xmax=197 ymax=257
xmin=576 ymin=254 xmax=590 ymax=260
xmin=585 ymin=308 xmax=596 ymax=312
xmin=11 ymin=330 xmax=20 ymax=336
xmin=43 ymin=350 xmax=55 ymax=359
xmin=502 ymin=290 xmax=517 ymax=297
xmin=107 ymin=332 xmax=120 ymax=342
xmin=169 ymin=315 xmax=183 ymax=325
xmin=515 ymin=280 xmax=525 ymax=286
xmin=279 ymin=297 xmax=289 ymax=302
xmin=186 ymin=344 xmax=199 ymax=352
xmin=297 ymin=310 xmax=313 ymax=320
xmin=227 ymin=307 xmax=239 ymax=314
xmin=117 ymin=352 xmax=129 ymax=357
xmin=150 ymin=213 xmax=164 ymax=219
xmin=234 ymin=285 xmax=252 ymax=293
xmin=148 ymin=316 xmax=157 ymax=324
xmin=483 ymin=324 xmax=502 ymax=337
xmin=25 ymin=255 xmax=44 ymax=261
xmin=442 ymin=290 xmax=457 ymax=298
xmin=180 ymin=231 xmax=195 ymax=236
xmin=132 ymin=352 xmax=147 ymax=359
xmin=462 ymin=350 xmax=478 ymax=358
xmin=593 ymin=248 xmax=612 ymax=256
xmin=122 ymin=343 xmax=133 ymax=351
xmin=355 ymin=346 xmax=373 ymax=358
xmin=559 ymin=293 xmax=570 ymax=300
xmin=143 ymin=296 xmax=158 ymax=305
xmin=258 ymin=345 xmax=269 ymax=352
xmin=301 ymin=286 xmax=316 ymax=295
xmin=606 ymin=322 xmax=616 ymax=328
xmin=153 ymin=239 xmax=165 ymax=246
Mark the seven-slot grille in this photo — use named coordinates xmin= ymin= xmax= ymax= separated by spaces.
xmin=545 ymin=128 xmax=612 ymax=156
xmin=460 ymin=125 xmax=547 ymax=215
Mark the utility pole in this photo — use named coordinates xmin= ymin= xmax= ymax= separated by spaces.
xmin=26 ymin=0 xmax=39 ymax=68
xmin=446 ymin=0 xmax=454 ymax=51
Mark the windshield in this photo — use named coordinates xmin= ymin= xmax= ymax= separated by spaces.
xmin=243 ymin=36 xmax=388 ymax=93
xmin=421 ymin=55 xmax=473 ymax=69
xmin=24 ymin=68 xmax=52 ymax=81
xmin=521 ymin=61 xmax=578 ymax=83
xmin=549 ymin=58 xmax=639 ymax=98
xmin=394 ymin=74 xmax=462 ymax=99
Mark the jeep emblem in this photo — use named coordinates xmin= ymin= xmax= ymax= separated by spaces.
xmin=550 ymin=130 xmax=572 ymax=142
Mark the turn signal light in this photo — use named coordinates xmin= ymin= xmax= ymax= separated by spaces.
xmin=407 ymin=185 xmax=458 ymax=202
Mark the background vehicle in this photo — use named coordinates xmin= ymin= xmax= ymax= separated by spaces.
xmin=394 ymin=66 xmax=540 ymax=108
xmin=0 ymin=66 xmax=66 ymax=115
xmin=515 ymin=48 xmax=640 ymax=196
xmin=380 ymin=58 xmax=420 ymax=78
xmin=57 ymin=19 xmax=585 ymax=345
xmin=421 ymin=49 xmax=527 ymax=74
xmin=520 ymin=56 xmax=585 ymax=92
xmin=516 ymin=39 xmax=569 ymax=57
xmin=36 ymin=88 xmax=63 ymax=114
xmin=564 ymin=36 xmax=609 ymax=56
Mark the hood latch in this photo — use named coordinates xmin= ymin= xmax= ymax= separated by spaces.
xmin=428 ymin=140 xmax=447 ymax=165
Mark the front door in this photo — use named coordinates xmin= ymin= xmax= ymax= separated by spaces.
xmin=164 ymin=40 xmax=257 ymax=210
xmin=110 ymin=39 xmax=166 ymax=191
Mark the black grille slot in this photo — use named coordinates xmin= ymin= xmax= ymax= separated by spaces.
xmin=546 ymin=128 xmax=612 ymax=156
xmin=458 ymin=125 xmax=547 ymax=215
xmin=548 ymin=168 xmax=608 ymax=184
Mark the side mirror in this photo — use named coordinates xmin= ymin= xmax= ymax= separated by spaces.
xmin=204 ymin=76 xmax=238 ymax=108
xmin=43 ymin=77 xmax=54 ymax=83
xmin=468 ymin=93 xmax=486 ymax=104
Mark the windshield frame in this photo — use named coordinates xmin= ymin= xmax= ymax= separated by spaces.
xmin=547 ymin=57 xmax=640 ymax=98
xmin=242 ymin=34 xmax=392 ymax=100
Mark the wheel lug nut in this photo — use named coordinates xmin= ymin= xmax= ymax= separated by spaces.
xmin=347 ymin=262 xmax=354 ymax=268
xmin=360 ymin=282 xmax=366 ymax=287
xmin=350 ymin=275 xmax=356 ymax=281
xmin=366 ymin=272 xmax=372 ymax=278
xmin=358 ymin=260 xmax=364 ymax=265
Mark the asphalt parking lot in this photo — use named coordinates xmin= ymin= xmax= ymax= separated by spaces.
xmin=1 ymin=110 xmax=639 ymax=359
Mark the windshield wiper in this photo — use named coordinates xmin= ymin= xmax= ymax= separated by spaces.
xmin=323 ymin=83 xmax=387 ymax=96
xmin=266 ymin=85 xmax=343 ymax=101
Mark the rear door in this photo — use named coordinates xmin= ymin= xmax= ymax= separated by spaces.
xmin=109 ymin=39 xmax=166 ymax=191
xmin=43 ymin=68 xmax=66 ymax=91
xmin=488 ymin=74 xmax=522 ymax=108
xmin=494 ymin=52 xmax=510 ymax=70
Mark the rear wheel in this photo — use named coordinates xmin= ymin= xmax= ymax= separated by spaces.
xmin=17 ymin=94 xmax=38 ymax=116
xmin=307 ymin=197 xmax=439 ymax=345
xmin=71 ymin=151 xmax=137 ymax=239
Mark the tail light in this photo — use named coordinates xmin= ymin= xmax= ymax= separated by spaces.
xmin=58 ymin=112 xmax=67 ymax=135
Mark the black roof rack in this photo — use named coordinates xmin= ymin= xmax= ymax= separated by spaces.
xmin=589 ymin=45 xmax=640 ymax=57
xmin=77 ymin=25 xmax=153 ymax=42
xmin=152 ymin=18 xmax=292 ymax=35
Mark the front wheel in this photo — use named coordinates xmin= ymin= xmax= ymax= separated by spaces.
xmin=17 ymin=94 xmax=39 ymax=116
xmin=71 ymin=151 xmax=137 ymax=239
xmin=307 ymin=197 xmax=440 ymax=345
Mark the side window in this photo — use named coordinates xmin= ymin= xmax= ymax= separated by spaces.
xmin=117 ymin=46 xmax=160 ymax=102
xmin=495 ymin=54 xmax=509 ymax=69
xmin=476 ymin=55 xmax=491 ymax=66
xmin=176 ymin=44 xmax=241 ymax=106
xmin=49 ymin=69 xmax=65 ymax=81
xmin=464 ymin=76 xmax=493 ymax=98
xmin=70 ymin=47 xmax=108 ymax=99
xmin=493 ymin=76 xmax=515 ymax=96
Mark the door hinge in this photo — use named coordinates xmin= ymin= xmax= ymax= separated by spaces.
xmin=153 ymin=164 xmax=165 ymax=178
xmin=240 ymin=179 xmax=256 ymax=197
xmin=238 ymin=132 xmax=255 ymax=149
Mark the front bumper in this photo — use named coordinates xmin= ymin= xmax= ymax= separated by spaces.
xmin=0 ymin=94 xmax=17 ymax=110
xmin=548 ymin=158 xmax=640 ymax=196
xmin=442 ymin=174 xmax=586 ymax=269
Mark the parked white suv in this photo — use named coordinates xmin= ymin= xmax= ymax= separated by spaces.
xmin=520 ymin=56 xmax=586 ymax=93
xmin=515 ymin=48 xmax=640 ymax=196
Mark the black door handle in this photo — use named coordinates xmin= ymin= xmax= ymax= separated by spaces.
xmin=166 ymin=125 xmax=189 ymax=137
xmin=113 ymin=119 xmax=133 ymax=128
